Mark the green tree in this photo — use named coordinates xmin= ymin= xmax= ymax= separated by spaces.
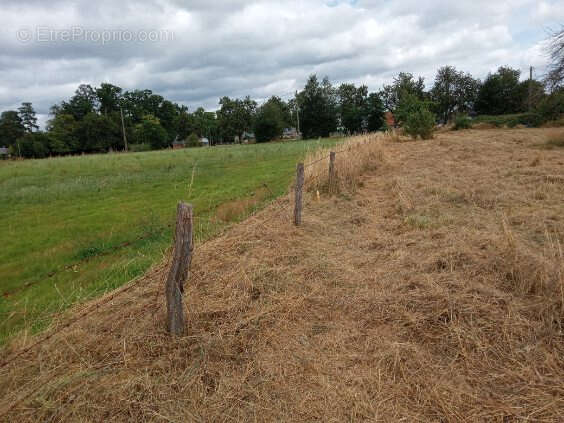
xmin=365 ymin=93 xmax=385 ymax=132
xmin=175 ymin=109 xmax=195 ymax=141
xmin=217 ymin=96 xmax=257 ymax=143
xmin=338 ymin=83 xmax=368 ymax=134
xmin=121 ymin=89 xmax=154 ymax=123
xmin=396 ymin=93 xmax=436 ymax=139
xmin=186 ymin=132 xmax=200 ymax=147
xmin=191 ymin=107 xmax=219 ymax=143
xmin=156 ymin=99 xmax=179 ymax=141
xmin=134 ymin=115 xmax=169 ymax=149
xmin=46 ymin=113 xmax=79 ymax=154
xmin=96 ymin=83 xmax=123 ymax=116
xmin=60 ymin=84 xmax=98 ymax=120
xmin=254 ymin=98 xmax=286 ymax=142
xmin=380 ymin=72 xmax=426 ymax=114
xmin=475 ymin=67 xmax=522 ymax=115
xmin=18 ymin=102 xmax=39 ymax=133
xmin=516 ymin=79 xmax=545 ymax=111
xmin=17 ymin=132 xmax=50 ymax=158
xmin=0 ymin=110 xmax=25 ymax=149
xmin=298 ymin=74 xmax=338 ymax=139
xmin=430 ymin=66 xmax=480 ymax=123
xmin=75 ymin=113 xmax=121 ymax=152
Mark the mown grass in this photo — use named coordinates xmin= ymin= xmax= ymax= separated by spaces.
xmin=0 ymin=138 xmax=341 ymax=344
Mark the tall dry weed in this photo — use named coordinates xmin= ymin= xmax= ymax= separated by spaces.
xmin=303 ymin=133 xmax=387 ymax=195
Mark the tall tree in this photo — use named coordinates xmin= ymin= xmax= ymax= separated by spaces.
xmin=18 ymin=102 xmax=39 ymax=133
xmin=380 ymin=72 xmax=426 ymax=114
xmin=254 ymin=97 xmax=287 ymax=142
xmin=475 ymin=67 xmax=522 ymax=115
xmin=365 ymin=93 xmax=385 ymax=132
xmin=545 ymin=26 xmax=564 ymax=92
xmin=430 ymin=66 xmax=480 ymax=123
xmin=217 ymin=96 xmax=257 ymax=142
xmin=60 ymin=84 xmax=98 ymax=120
xmin=337 ymin=83 xmax=368 ymax=134
xmin=46 ymin=113 xmax=79 ymax=154
xmin=0 ymin=110 xmax=25 ymax=148
xmin=299 ymin=74 xmax=338 ymax=139
xmin=75 ymin=113 xmax=120 ymax=153
xmin=191 ymin=107 xmax=219 ymax=143
xmin=96 ymin=83 xmax=123 ymax=116
xmin=134 ymin=114 xmax=169 ymax=149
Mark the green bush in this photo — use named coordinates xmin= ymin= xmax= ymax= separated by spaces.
xmin=254 ymin=102 xmax=284 ymax=143
xmin=404 ymin=107 xmax=435 ymax=140
xmin=16 ymin=132 xmax=51 ymax=158
xmin=134 ymin=115 xmax=169 ymax=149
xmin=129 ymin=143 xmax=152 ymax=152
xmin=473 ymin=113 xmax=543 ymax=128
xmin=535 ymin=90 xmax=564 ymax=123
xmin=186 ymin=133 xmax=200 ymax=148
xmin=453 ymin=114 xmax=472 ymax=130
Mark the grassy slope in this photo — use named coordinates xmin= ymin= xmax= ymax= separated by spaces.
xmin=0 ymin=139 xmax=339 ymax=343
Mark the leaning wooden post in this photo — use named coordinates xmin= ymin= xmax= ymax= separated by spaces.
xmin=328 ymin=151 xmax=336 ymax=194
xmin=294 ymin=163 xmax=305 ymax=226
xmin=165 ymin=202 xmax=193 ymax=335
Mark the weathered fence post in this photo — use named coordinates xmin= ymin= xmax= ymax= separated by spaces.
xmin=328 ymin=151 xmax=336 ymax=194
xmin=165 ymin=202 xmax=193 ymax=335
xmin=294 ymin=163 xmax=305 ymax=226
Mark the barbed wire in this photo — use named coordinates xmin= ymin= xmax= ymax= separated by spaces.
xmin=0 ymin=169 xmax=295 ymax=300
xmin=0 ymin=274 xmax=147 ymax=370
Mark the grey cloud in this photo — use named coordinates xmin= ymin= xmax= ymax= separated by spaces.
xmin=0 ymin=0 xmax=553 ymax=122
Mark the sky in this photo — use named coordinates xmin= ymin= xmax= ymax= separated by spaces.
xmin=1 ymin=0 xmax=563 ymax=127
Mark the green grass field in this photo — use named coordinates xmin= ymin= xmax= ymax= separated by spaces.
xmin=0 ymin=139 xmax=340 ymax=344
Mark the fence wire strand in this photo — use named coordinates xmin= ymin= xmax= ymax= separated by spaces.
xmin=0 ymin=141 xmax=350 ymax=378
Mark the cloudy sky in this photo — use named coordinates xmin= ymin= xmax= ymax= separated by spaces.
xmin=1 ymin=0 xmax=563 ymax=126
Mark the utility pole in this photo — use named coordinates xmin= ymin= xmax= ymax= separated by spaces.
xmin=528 ymin=66 xmax=533 ymax=113
xmin=295 ymin=91 xmax=301 ymax=138
xmin=120 ymin=106 xmax=128 ymax=152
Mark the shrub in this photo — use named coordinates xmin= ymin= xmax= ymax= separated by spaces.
xmin=535 ymin=90 xmax=564 ymax=123
xmin=134 ymin=115 xmax=169 ymax=149
xmin=186 ymin=133 xmax=200 ymax=148
xmin=16 ymin=132 xmax=51 ymax=158
xmin=129 ymin=143 xmax=152 ymax=152
xmin=396 ymin=93 xmax=435 ymax=140
xmin=254 ymin=102 xmax=284 ymax=143
xmin=453 ymin=114 xmax=472 ymax=130
xmin=404 ymin=107 xmax=435 ymax=140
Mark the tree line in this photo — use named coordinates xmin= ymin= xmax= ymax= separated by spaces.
xmin=1 ymin=57 xmax=563 ymax=158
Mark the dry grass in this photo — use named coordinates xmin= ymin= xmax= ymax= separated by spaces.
xmin=1 ymin=128 xmax=564 ymax=421
xmin=544 ymin=130 xmax=564 ymax=149
xmin=303 ymin=133 xmax=386 ymax=194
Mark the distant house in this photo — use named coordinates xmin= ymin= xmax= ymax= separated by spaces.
xmin=385 ymin=112 xmax=396 ymax=128
xmin=200 ymin=137 xmax=210 ymax=147
xmin=0 ymin=146 xmax=9 ymax=159
xmin=172 ymin=139 xmax=186 ymax=149
xmin=283 ymin=128 xmax=299 ymax=139
xmin=241 ymin=131 xmax=255 ymax=143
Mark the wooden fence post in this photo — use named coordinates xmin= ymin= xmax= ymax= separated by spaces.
xmin=165 ymin=202 xmax=193 ymax=335
xmin=328 ymin=151 xmax=336 ymax=194
xmin=294 ymin=163 xmax=305 ymax=226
